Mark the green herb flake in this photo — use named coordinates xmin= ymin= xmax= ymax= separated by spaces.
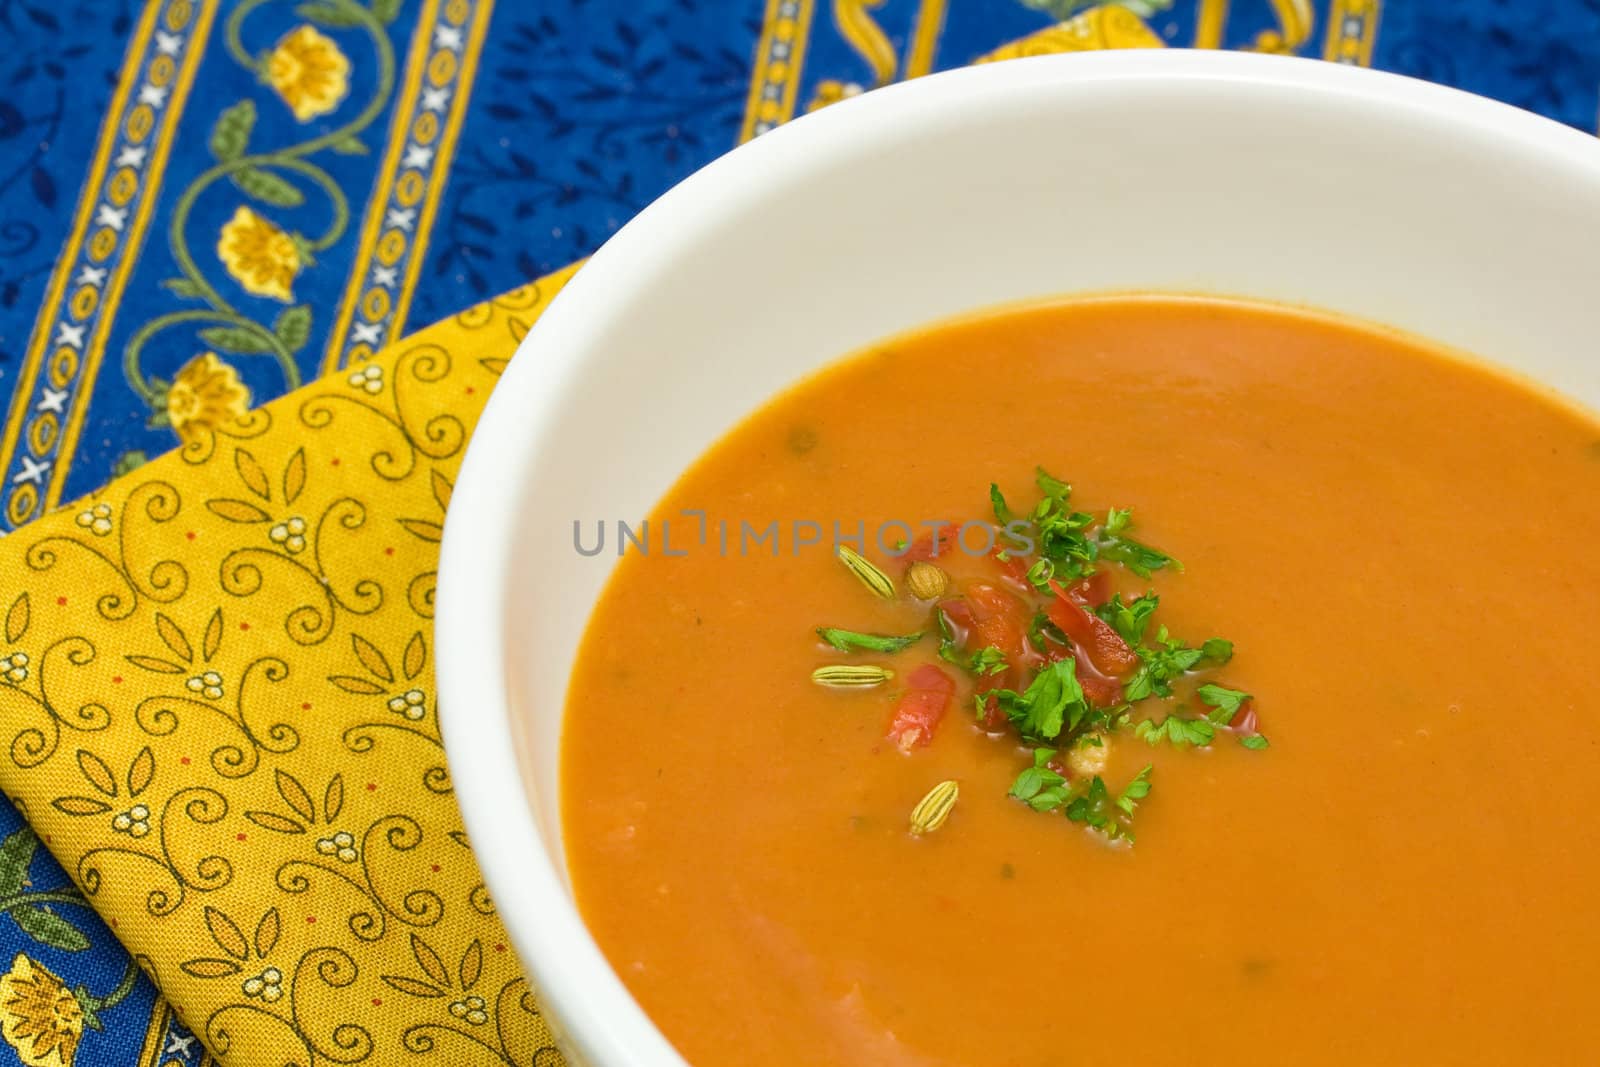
xmin=1094 ymin=509 xmax=1180 ymax=578
xmin=1196 ymin=684 xmax=1252 ymax=718
xmin=1064 ymin=776 xmax=1115 ymax=834
xmin=1097 ymin=592 xmax=1160 ymax=646
xmin=1239 ymin=734 xmax=1271 ymax=751
xmin=967 ymin=645 xmax=1009 ymax=677
xmin=1124 ymin=628 xmax=1207 ymax=701
xmin=935 ymin=609 xmax=963 ymax=666
xmin=1117 ymin=764 xmax=1153 ymax=815
xmin=1135 ymin=715 xmax=1215 ymax=748
xmin=1097 ymin=533 xmax=1180 ymax=578
xmin=1035 ymin=467 xmax=1072 ymax=502
xmin=1008 ymin=749 xmax=1072 ymax=812
xmin=816 ymin=627 xmax=923 ymax=654
xmin=990 ymin=483 xmax=1013 ymax=525
xmin=1060 ymin=766 xmax=1153 ymax=842
xmin=993 ymin=659 xmax=1088 ymax=741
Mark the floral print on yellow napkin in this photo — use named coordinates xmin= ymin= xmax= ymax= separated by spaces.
xmin=0 ymin=266 xmax=579 ymax=1066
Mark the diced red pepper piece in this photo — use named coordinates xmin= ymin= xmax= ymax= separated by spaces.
xmin=936 ymin=597 xmax=1014 ymax=712
xmin=903 ymin=522 xmax=957 ymax=564
xmin=966 ymin=583 xmax=1044 ymax=676
xmin=1060 ymin=570 xmax=1111 ymax=608
xmin=1045 ymin=578 xmax=1139 ymax=679
xmin=967 ymin=583 xmax=1026 ymax=657
xmin=887 ymin=664 xmax=956 ymax=752
xmin=936 ymin=598 xmax=975 ymax=633
xmin=1072 ymin=648 xmax=1123 ymax=707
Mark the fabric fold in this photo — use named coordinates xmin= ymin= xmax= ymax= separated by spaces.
xmin=0 ymin=264 xmax=580 ymax=1066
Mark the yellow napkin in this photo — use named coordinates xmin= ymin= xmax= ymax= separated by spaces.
xmin=0 ymin=265 xmax=577 ymax=1066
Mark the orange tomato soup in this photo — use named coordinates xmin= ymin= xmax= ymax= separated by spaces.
xmin=562 ymin=297 xmax=1600 ymax=1066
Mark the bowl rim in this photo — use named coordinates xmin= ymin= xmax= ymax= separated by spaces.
xmin=436 ymin=49 xmax=1600 ymax=1067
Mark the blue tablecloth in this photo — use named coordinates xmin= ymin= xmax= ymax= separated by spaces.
xmin=0 ymin=2 xmax=1595 ymax=1062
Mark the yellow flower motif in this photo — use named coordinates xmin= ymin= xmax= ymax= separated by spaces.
xmin=166 ymin=353 xmax=252 ymax=447
xmin=218 ymin=206 xmax=300 ymax=302
xmin=266 ymin=25 xmax=350 ymax=122
xmin=0 ymin=954 xmax=83 ymax=1067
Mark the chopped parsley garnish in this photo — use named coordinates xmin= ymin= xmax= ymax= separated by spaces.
xmin=967 ymin=645 xmax=1009 ymax=677
xmin=1064 ymin=765 xmax=1153 ymax=842
xmin=1196 ymin=684 xmax=1271 ymax=749
xmin=990 ymin=659 xmax=1088 ymax=742
xmin=1028 ymin=472 xmax=1098 ymax=580
xmin=1094 ymin=507 xmax=1181 ymax=579
xmin=1009 ymin=749 xmax=1072 ymax=812
xmin=1023 ymin=557 xmax=1055 ymax=592
xmin=989 ymin=484 xmax=1013 ymax=525
xmin=1035 ymin=467 xmax=1072 ymax=500
xmin=1196 ymin=684 xmax=1250 ymax=718
xmin=816 ymin=627 xmax=923 ymax=654
xmin=1097 ymin=592 xmax=1160 ymax=646
xmin=811 ymin=466 xmax=1270 ymax=848
xmin=1008 ymin=748 xmax=1151 ymax=840
xmin=1117 ymin=765 xmax=1153 ymax=815
xmin=1135 ymin=714 xmax=1216 ymax=748
xmin=1123 ymin=627 xmax=1234 ymax=702
xmin=935 ymin=609 xmax=961 ymax=665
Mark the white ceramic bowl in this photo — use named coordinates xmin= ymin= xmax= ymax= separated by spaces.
xmin=437 ymin=51 xmax=1600 ymax=1066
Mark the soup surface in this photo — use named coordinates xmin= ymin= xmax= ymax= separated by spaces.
xmin=561 ymin=296 xmax=1600 ymax=1066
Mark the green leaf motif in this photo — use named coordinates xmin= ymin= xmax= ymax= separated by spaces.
xmin=74 ymin=987 xmax=103 ymax=1031
xmin=161 ymin=277 xmax=205 ymax=298
xmin=274 ymin=305 xmax=312 ymax=353
xmin=331 ymin=136 xmax=369 ymax=155
xmin=0 ymin=827 xmax=37 ymax=897
xmin=13 ymin=906 xmax=90 ymax=952
xmin=370 ymin=0 xmax=402 ymax=24
xmin=210 ymin=100 xmax=256 ymax=163
xmin=112 ymin=451 xmax=149 ymax=476
xmin=199 ymin=327 xmax=276 ymax=355
xmin=233 ymin=166 xmax=305 ymax=208
xmin=297 ymin=0 xmax=365 ymax=27
xmin=112 ymin=450 xmax=149 ymax=477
